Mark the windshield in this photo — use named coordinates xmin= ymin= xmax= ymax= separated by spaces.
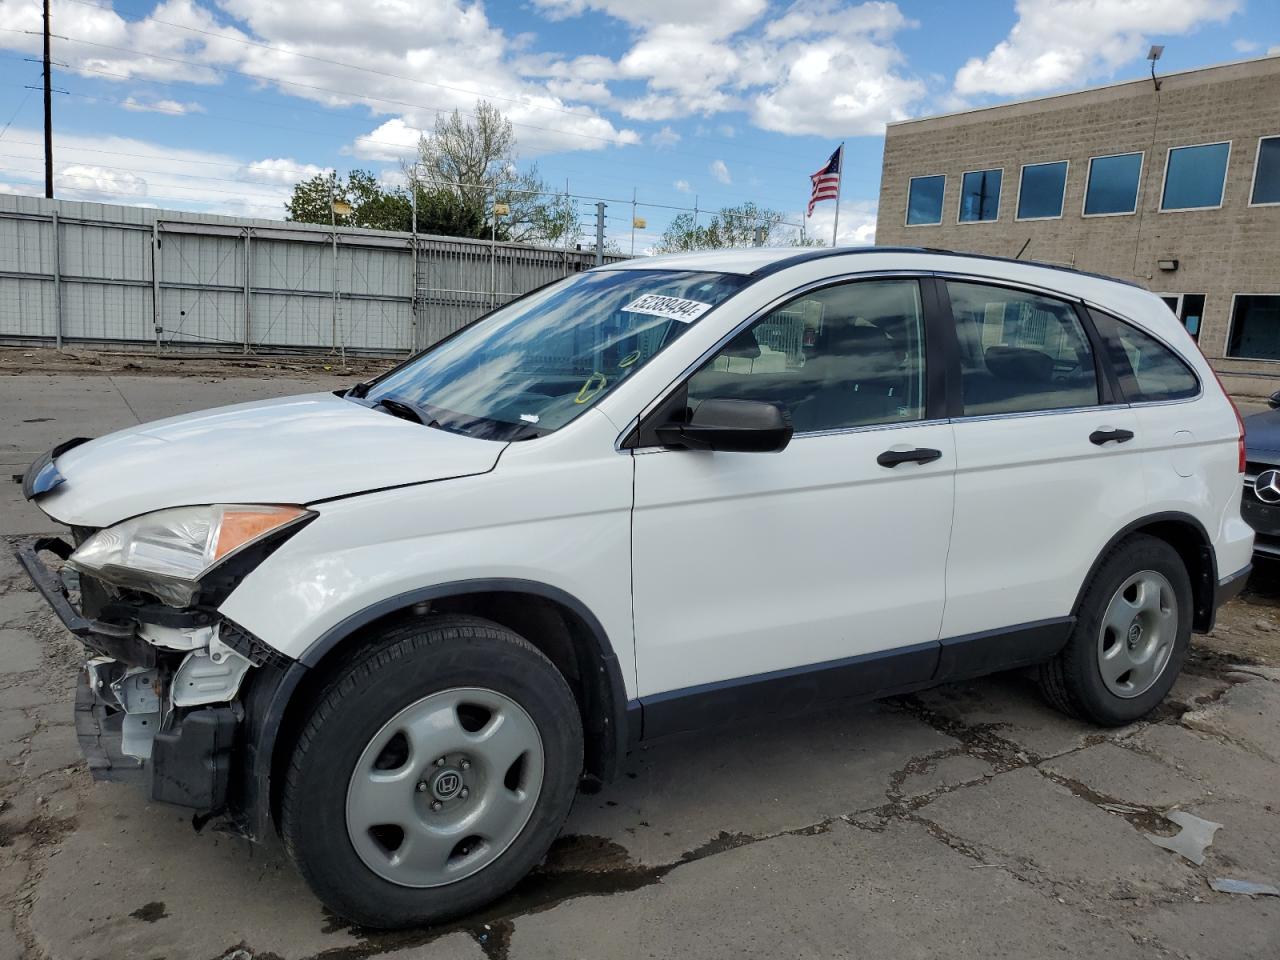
xmin=364 ymin=269 xmax=749 ymax=439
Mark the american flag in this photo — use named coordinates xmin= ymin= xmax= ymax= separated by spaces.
xmin=807 ymin=146 xmax=842 ymax=216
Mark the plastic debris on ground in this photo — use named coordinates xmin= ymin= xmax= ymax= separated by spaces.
xmin=1209 ymin=878 xmax=1280 ymax=897
xmin=1144 ymin=811 xmax=1223 ymax=866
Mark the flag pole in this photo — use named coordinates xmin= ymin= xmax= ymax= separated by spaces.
xmin=831 ymin=142 xmax=844 ymax=247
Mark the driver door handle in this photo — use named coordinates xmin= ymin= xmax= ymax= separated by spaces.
xmin=1089 ymin=428 xmax=1135 ymax=446
xmin=877 ymin=447 xmax=943 ymax=468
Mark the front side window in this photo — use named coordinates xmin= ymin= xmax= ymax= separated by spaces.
xmin=1227 ymin=295 xmax=1280 ymax=361
xmin=907 ymin=174 xmax=945 ymax=225
xmin=366 ymin=269 xmax=748 ymax=439
xmin=1090 ymin=310 xmax=1199 ymax=402
xmin=685 ymin=279 xmax=926 ymax=434
xmin=1084 ymin=152 xmax=1143 ymax=215
xmin=1162 ymin=142 xmax=1230 ymax=211
xmin=1017 ymin=161 xmax=1068 ymax=219
xmin=1251 ymin=136 xmax=1280 ymax=205
xmin=959 ymin=169 xmax=1002 ymax=222
xmin=947 ymin=281 xmax=1098 ymax=416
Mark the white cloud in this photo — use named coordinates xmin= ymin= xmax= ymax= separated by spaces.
xmin=800 ymin=198 xmax=877 ymax=246
xmin=243 ymin=157 xmax=327 ymax=184
xmin=709 ymin=159 xmax=731 ymax=184
xmin=1270 ymin=45 xmax=1280 ymax=56
xmin=539 ymin=0 xmax=924 ymax=136
xmin=121 ymin=96 xmax=205 ymax=114
xmin=673 ymin=178 xmax=692 ymax=192
xmin=1233 ymin=39 xmax=1260 ymax=53
xmin=954 ymin=0 xmax=1240 ymax=97
xmin=0 ymin=0 xmax=640 ymax=160
xmin=59 ymin=164 xmax=149 ymax=198
xmin=651 ymin=126 xmax=681 ymax=148
xmin=0 ymin=126 xmax=304 ymax=218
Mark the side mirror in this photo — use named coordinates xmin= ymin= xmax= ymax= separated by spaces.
xmin=654 ymin=398 xmax=793 ymax=453
xmin=1268 ymin=390 xmax=1280 ymax=410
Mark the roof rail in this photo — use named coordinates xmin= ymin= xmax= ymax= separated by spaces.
xmin=751 ymin=245 xmax=1141 ymax=288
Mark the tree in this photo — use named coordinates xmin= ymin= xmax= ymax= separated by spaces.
xmin=654 ymin=202 xmax=818 ymax=252
xmin=284 ymin=169 xmax=411 ymax=231
xmin=408 ymin=101 xmax=581 ymax=246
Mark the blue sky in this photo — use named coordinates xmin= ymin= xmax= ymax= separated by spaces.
xmin=0 ymin=0 xmax=1276 ymax=250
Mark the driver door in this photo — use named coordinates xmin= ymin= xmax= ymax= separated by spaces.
xmin=629 ymin=276 xmax=956 ymax=736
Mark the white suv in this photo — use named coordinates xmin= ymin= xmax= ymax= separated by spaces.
xmin=16 ymin=247 xmax=1253 ymax=927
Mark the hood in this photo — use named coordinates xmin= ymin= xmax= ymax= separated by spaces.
xmin=1245 ymin=408 xmax=1280 ymax=461
xmin=37 ymin=392 xmax=504 ymax=527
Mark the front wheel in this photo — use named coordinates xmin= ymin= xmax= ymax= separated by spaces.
xmin=1039 ymin=534 xmax=1192 ymax=725
xmin=281 ymin=615 xmax=583 ymax=928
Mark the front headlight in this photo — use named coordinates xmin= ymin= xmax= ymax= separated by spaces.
xmin=69 ymin=504 xmax=312 ymax=607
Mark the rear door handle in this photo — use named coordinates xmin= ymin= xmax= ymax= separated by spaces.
xmin=1089 ymin=428 xmax=1135 ymax=446
xmin=877 ymin=447 xmax=943 ymax=468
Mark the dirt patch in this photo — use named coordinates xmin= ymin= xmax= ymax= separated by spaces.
xmin=0 ymin=346 xmax=398 ymax=381
xmin=1201 ymin=574 xmax=1280 ymax=666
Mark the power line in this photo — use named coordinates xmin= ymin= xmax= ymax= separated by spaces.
xmin=0 ymin=27 xmax=634 ymax=149
xmin=0 ymin=29 xmax=813 ymax=180
xmin=50 ymin=0 xmax=799 ymax=165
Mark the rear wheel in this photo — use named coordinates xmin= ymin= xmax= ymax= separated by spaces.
xmin=281 ymin=615 xmax=583 ymax=928
xmin=1039 ymin=534 xmax=1192 ymax=725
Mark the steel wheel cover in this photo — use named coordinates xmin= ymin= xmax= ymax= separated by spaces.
xmin=345 ymin=687 xmax=545 ymax=888
xmin=1096 ymin=570 xmax=1177 ymax=699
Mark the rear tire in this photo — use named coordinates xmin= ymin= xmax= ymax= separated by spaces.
xmin=281 ymin=615 xmax=583 ymax=929
xmin=1039 ymin=534 xmax=1192 ymax=725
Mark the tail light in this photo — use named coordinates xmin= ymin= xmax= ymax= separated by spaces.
xmin=1208 ymin=366 xmax=1246 ymax=473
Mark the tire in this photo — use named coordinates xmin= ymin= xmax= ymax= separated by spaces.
xmin=1039 ymin=534 xmax=1192 ymax=725
xmin=281 ymin=615 xmax=583 ymax=929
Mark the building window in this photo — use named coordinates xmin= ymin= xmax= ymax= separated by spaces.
xmin=1157 ymin=293 xmax=1206 ymax=342
xmin=906 ymin=174 xmax=945 ymax=225
xmin=1251 ymin=135 xmax=1280 ymax=206
xmin=1161 ymin=142 xmax=1230 ymax=211
xmin=1227 ymin=295 xmax=1280 ymax=361
xmin=1016 ymin=161 xmax=1068 ymax=220
xmin=959 ymin=168 xmax=1002 ymax=222
xmin=1083 ymin=152 xmax=1143 ymax=216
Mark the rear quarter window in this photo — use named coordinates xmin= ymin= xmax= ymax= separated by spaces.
xmin=1089 ymin=308 xmax=1200 ymax=403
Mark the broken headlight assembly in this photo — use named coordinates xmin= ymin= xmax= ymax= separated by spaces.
xmin=68 ymin=504 xmax=314 ymax=607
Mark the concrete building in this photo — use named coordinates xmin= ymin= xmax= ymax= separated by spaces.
xmin=875 ymin=55 xmax=1280 ymax=393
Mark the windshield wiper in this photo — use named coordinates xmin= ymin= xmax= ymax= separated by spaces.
xmin=374 ymin=396 xmax=435 ymax=426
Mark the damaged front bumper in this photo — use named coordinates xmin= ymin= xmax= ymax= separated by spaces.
xmin=15 ymin=536 xmax=289 ymax=823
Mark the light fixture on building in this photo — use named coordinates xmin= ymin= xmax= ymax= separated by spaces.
xmin=1157 ymin=258 xmax=1179 ymax=271
xmin=1148 ymin=45 xmax=1165 ymax=90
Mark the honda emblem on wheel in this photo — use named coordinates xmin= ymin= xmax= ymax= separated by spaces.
xmin=1255 ymin=469 xmax=1280 ymax=504
xmin=432 ymin=770 xmax=462 ymax=800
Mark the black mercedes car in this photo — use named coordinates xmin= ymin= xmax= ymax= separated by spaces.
xmin=1244 ymin=392 xmax=1280 ymax=557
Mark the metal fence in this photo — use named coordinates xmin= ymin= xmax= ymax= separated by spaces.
xmin=0 ymin=195 xmax=628 ymax=355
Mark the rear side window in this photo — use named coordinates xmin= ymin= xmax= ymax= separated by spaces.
xmin=1089 ymin=309 xmax=1200 ymax=403
xmin=946 ymin=281 xmax=1098 ymax=416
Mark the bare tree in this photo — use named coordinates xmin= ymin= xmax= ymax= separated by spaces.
xmin=407 ymin=101 xmax=581 ymax=246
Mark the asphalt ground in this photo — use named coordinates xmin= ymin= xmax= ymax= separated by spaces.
xmin=1 ymin=367 xmax=1277 ymax=960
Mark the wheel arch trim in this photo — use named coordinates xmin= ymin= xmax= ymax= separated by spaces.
xmin=1073 ymin=511 xmax=1218 ymax=631
xmin=244 ymin=578 xmax=632 ymax=840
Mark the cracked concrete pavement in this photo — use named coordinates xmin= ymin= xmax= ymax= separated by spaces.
xmin=2 ymin=369 xmax=1279 ymax=960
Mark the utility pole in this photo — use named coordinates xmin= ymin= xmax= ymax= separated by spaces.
xmin=594 ymin=201 xmax=605 ymax=265
xmin=42 ymin=0 xmax=53 ymax=198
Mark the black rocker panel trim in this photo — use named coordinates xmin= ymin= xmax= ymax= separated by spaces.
xmin=639 ymin=641 xmax=939 ymax=741
xmin=636 ymin=617 xmax=1080 ymax=741
xmin=935 ymin=617 xmax=1074 ymax=681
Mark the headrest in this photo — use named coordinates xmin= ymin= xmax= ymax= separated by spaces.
xmin=985 ymin=345 xmax=1054 ymax=382
xmin=722 ymin=328 xmax=761 ymax=359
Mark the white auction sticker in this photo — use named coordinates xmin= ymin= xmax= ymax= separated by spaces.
xmin=621 ymin=294 xmax=713 ymax=323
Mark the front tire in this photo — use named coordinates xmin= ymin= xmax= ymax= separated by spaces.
xmin=281 ymin=615 xmax=583 ymax=929
xmin=1039 ymin=534 xmax=1192 ymax=725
